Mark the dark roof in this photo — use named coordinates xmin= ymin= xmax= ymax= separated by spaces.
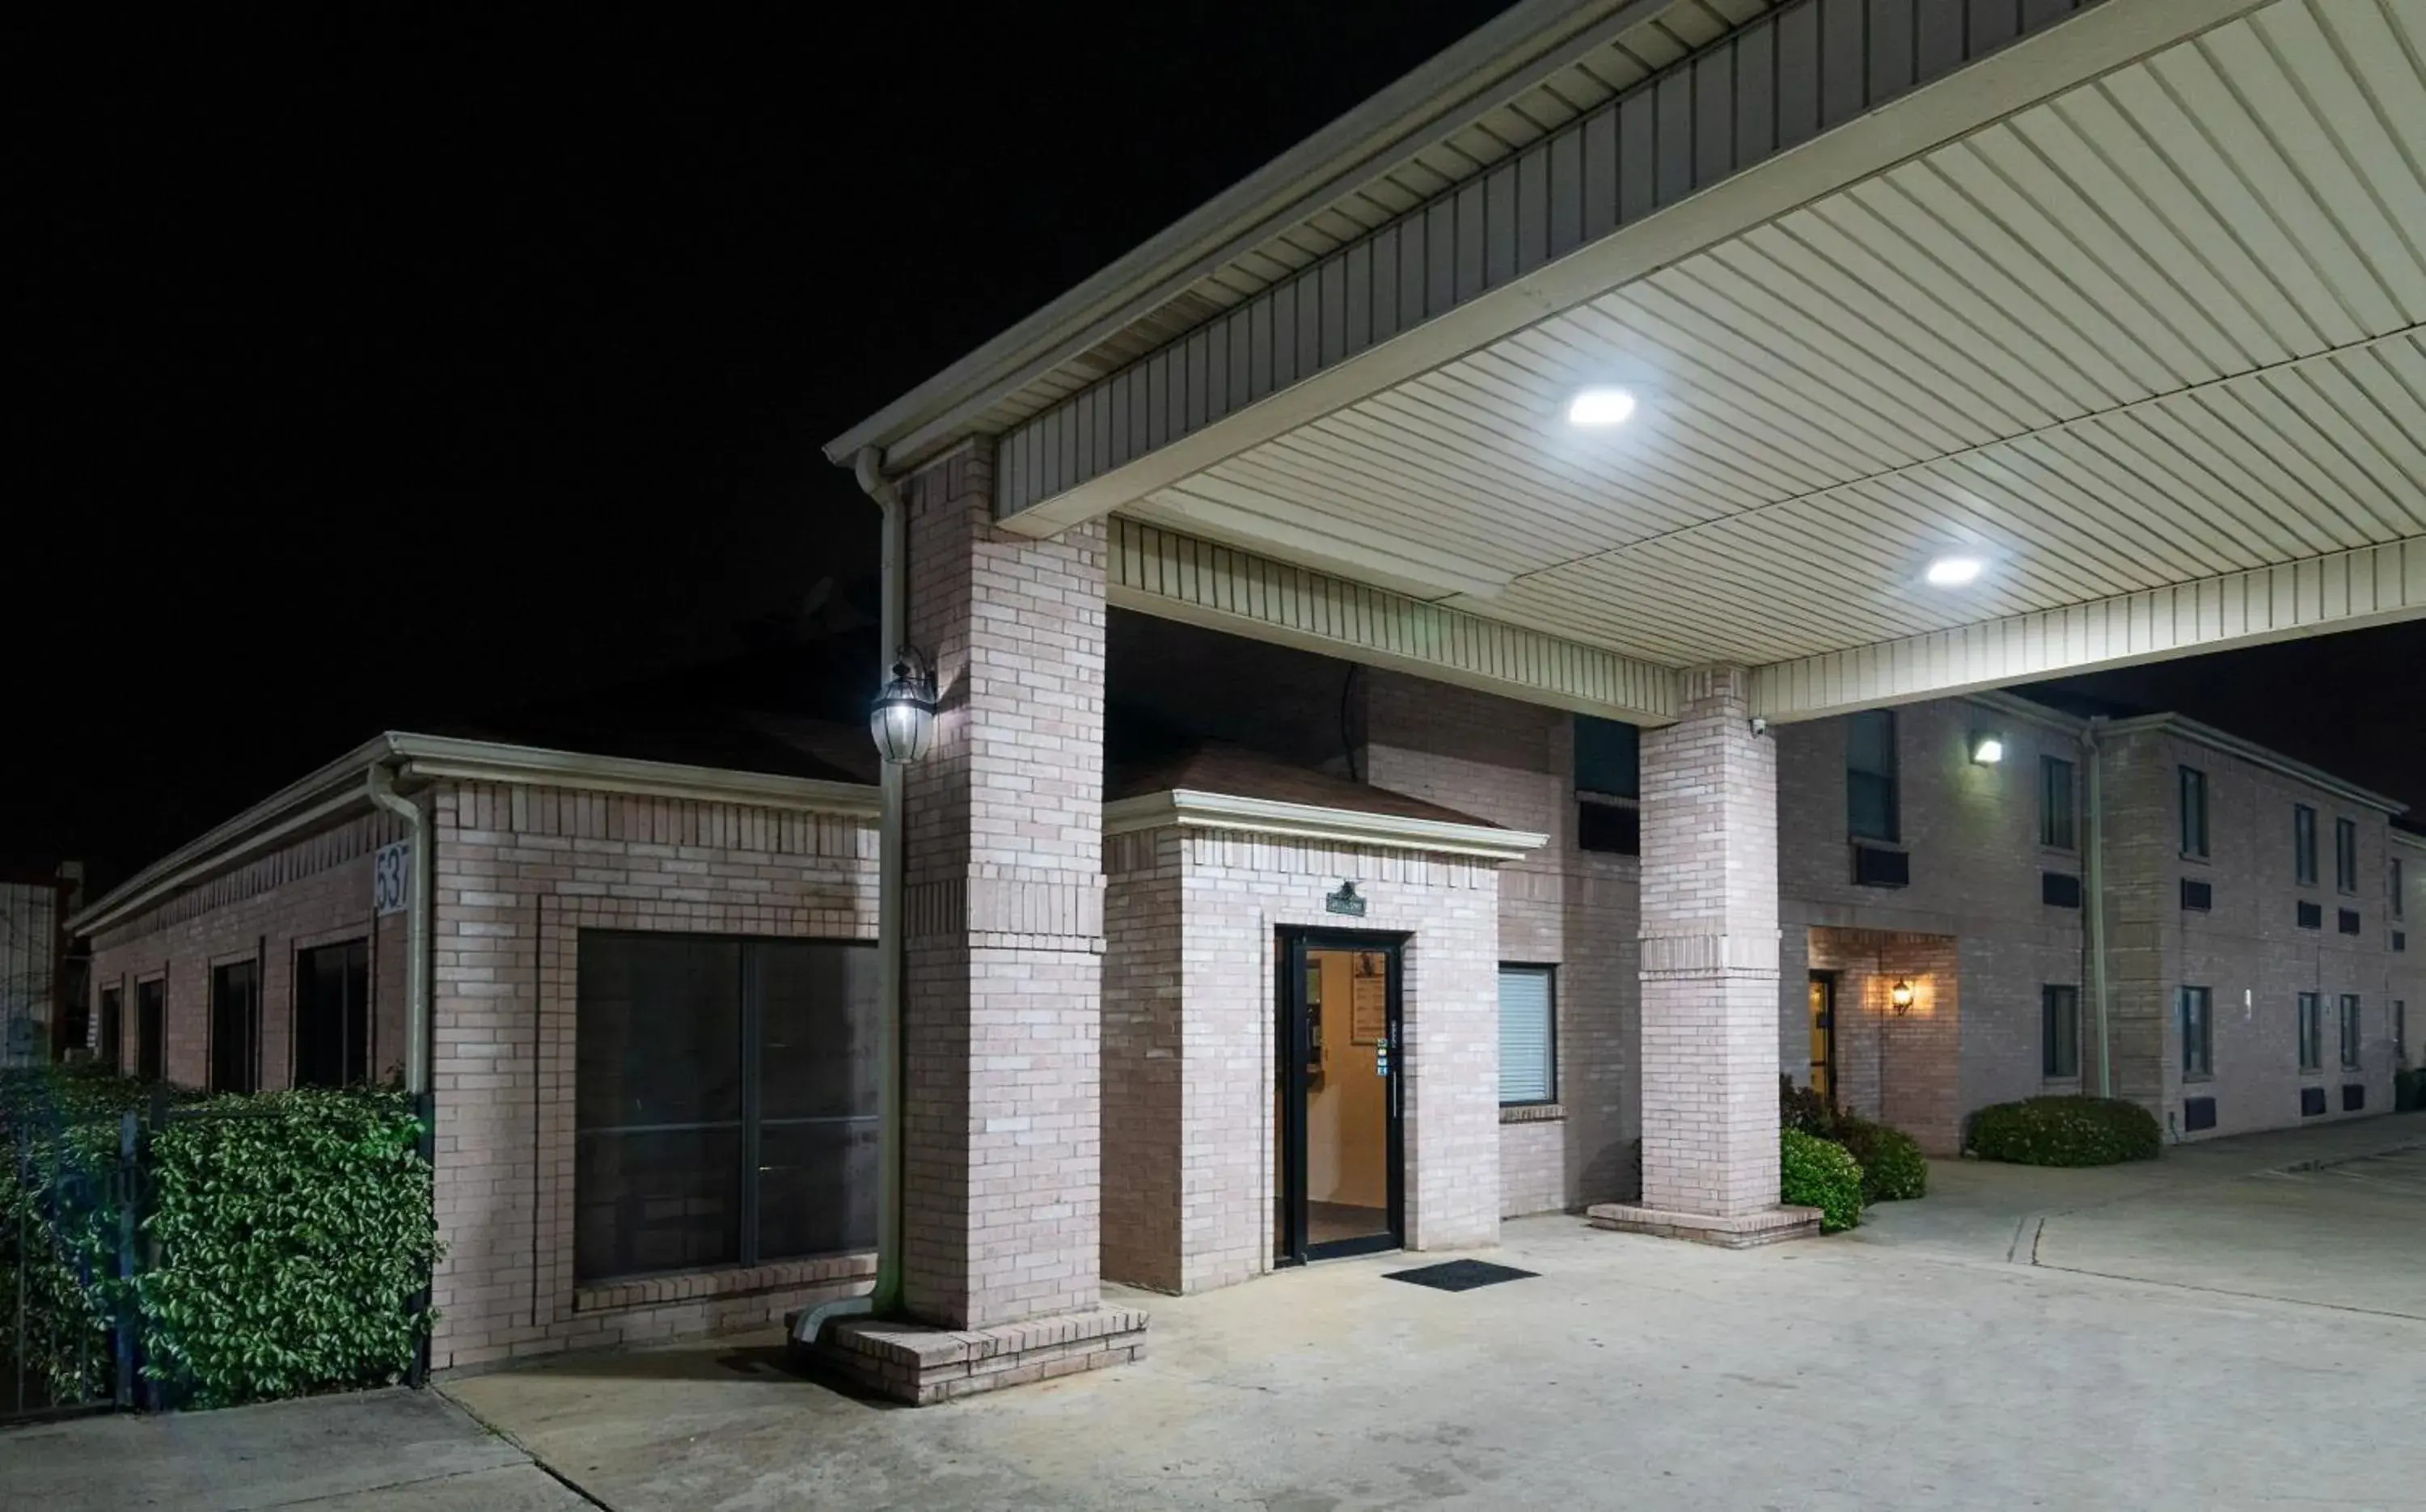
xmin=1109 ymin=742 xmax=1502 ymax=829
xmin=430 ymin=629 xmax=882 ymax=786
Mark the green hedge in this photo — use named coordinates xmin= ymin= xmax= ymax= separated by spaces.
xmin=141 ymin=1088 xmax=437 ymax=1408
xmin=1967 ymin=1095 xmax=2161 ymax=1167
xmin=1781 ymin=1129 xmax=1863 ymax=1233
xmin=2 ymin=1071 xmax=437 ymax=1412
xmin=1836 ymin=1117 xmax=1928 ymax=1202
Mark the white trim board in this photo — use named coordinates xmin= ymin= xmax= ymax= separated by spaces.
xmin=1106 ymin=788 xmax=1549 ymax=862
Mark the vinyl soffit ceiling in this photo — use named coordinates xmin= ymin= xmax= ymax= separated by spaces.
xmin=1123 ymin=0 xmax=2426 ymax=669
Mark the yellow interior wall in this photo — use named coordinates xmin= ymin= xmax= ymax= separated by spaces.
xmin=1305 ymin=949 xmax=1388 ymax=1209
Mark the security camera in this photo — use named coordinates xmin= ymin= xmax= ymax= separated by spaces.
xmin=1750 ymin=716 xmax=1769 ymax=737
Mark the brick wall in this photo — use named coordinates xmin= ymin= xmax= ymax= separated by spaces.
xmin=1774 ymin=699 xmax=2088 ymax=1138
xmin=87 ymin=812 xmax=411 ymax=1089
xmin=2102 ymin=726 xmax=2403 ymax=1140
xmin=428 ymin=779 xmax=878 ymax=1371
xmin=1361 ymin=671 xmax=1640 ymax=1217
xmin=900 ymin=444 xmax=1109 ymax=1330
xmin=1101 ymin=828 xmax=1184 ymax=1291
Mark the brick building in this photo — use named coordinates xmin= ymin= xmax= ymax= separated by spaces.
xmin=72 ymin=0 xmax=2426 ymax=1402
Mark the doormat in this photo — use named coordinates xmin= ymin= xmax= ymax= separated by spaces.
xmin=1382 ymin=1259 xmax=1538 ymax=1293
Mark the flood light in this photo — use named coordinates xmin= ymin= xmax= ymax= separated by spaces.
xmin=1566 ymin=387 xmax=1636 ymax=428
xmin=1969 ymin=732 xmax=2005 ymax=766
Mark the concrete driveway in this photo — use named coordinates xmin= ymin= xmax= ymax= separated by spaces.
xmin=11 ymin=1115 xmax=2419 ymax=1511
xmin=1853 ymin=1113 xmax=2426 ymax=1319
xmin=437 ymin=1113 xmax=2426 ymax=1511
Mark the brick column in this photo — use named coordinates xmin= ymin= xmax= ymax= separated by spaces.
xmin=815 ymin=441 xmax=1145 ymax=1403
xmin=1591 ymin=667 xmax=1812 ymax=1245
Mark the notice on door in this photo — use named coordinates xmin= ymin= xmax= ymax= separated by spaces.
xmin=1351 ymin=970 xmax=1387 ymax=1045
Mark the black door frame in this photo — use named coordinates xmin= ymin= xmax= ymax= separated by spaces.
xmin=1275 ymin=927 xmax=1407 ymax=1265
xmin=1808 ymin=970 xmax=1839 ymax=1105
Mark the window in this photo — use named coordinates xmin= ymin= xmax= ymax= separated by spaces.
xmin=1846 ymin=710 xmax=1899 ymax=843
xmin=209 ymin=959 xmax=260 ymax=1094
xmin=2039 ymin=755 xmax=2077 ymax=851
xmin=2293 ymin=805 xmax=2317 ymax=886
xmin=136 ymin=979 xmax=165 ymax=1082
xmin=2397 ymin=1001 xmax=2408 ymax=1066
xmin=2394 ymin=858 xmax=2406 ymax=919
xmin=2339 ymin=995 xmax=2363 ymax=1071
xmin=2178 ymin=767 xmax=2208 ymax=859
xmin=1574 ymin=717 xmax=1640 ymax=856
xmin=2177 ymin=986 xmax=2212 ymax=1079
xmin=1498 ymin=965 xmax=1557 ymax=1106
xmin=2335 ymin=817 xmax=2358 ymax=894
xmin=576 ymin=932 xmax=877 ymax=1282
xmin=98 ymin=987 xmax=123 ymax=1071
xmin=2297 ymin=992 xmax=2322 ymax=1074
xmin=294 ymin=940 xmax=370 ymax=1088
xmin=2041 ymin=985 xmax=2080 ymax=1079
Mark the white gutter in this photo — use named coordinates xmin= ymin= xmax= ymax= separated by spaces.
xmin=70 ymin=733 xmax=880 ymax=940
xmin=1106 ymin=788 xmax=1546 ymax=862
xmin=823 ymin=0 xmax=1691 ymax=471
xmin=798 ymin=446 xmax=911 ymax=1347
xmin=364 ymin=765 xmax=432 ymax=1096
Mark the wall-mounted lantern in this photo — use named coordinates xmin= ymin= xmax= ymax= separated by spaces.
xmin=869 ymin=652 xmax=937 ymax=766
xmin=1889 ymin=978 xmax=1916 ymax=1015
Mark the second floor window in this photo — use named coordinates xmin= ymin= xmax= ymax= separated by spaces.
xmin=1846 ymin=710 xmax=1899 ymax=843
xmin=2294 ymin=805 xmax=2317 ymax=887
xmin=2179 ymin=767 xmax=2208 ymax=860
xmin=2039 ymin=756 xmax=2077 ymax=851
xmin=1574 ymin=716 xmax=1640 ymax=856
xmin=2335 ymin=817 xmax=2358 ymax=894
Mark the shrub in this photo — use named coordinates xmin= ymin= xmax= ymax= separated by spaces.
xmin=1967 ymin=1096 xmax=2161 ymax=1167
xmin=1835 ymin=1117 xmax=1929 ymax=1202
xmin=139 ymin=1088 xmax=437 ymax=1409
xmin=1778 ymin=1074 xmax=1837 ymax=1138
xmin=1780 ymin=1129 xmax=1863 ymax=1233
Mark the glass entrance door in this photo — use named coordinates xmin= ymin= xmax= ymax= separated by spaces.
xmin=1276 ymin=930 xmax=1405 ymax=1264
xmin=1807 ymin=971 xmax=1837 ymax=1104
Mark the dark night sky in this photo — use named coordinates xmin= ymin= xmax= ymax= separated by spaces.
xmin=13 ymin=6 xmax=2422 ymax=888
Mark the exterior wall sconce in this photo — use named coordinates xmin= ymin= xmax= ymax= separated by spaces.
xmin=869 ymin=650 xmax=938 ymax=766
xmin=1968 ymin=730 xmax=2005 ymax=765
xmin=1889 ymin=979 xmax=1916 ymax=1014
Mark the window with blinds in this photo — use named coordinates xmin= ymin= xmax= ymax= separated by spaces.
xmin=1498 ymin=965 xmax=1556 ymax=1106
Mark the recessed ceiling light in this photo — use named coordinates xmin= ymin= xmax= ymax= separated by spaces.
xmin=1566 ymin=387 xmax=1636 ymax=428
xmin=1925 ymin=555 xmax=1983 ymax=587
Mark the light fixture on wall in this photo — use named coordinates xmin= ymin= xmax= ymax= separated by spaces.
xmin=869 ymin=650 xmax=938 ymax=765
xmin=1889 ymin=979 xmax=1916 ymax=1015
xmin=1968 ymin=730 xmax=2005 ymax=765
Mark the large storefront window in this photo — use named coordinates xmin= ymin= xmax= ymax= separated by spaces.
xmin=575 ymin=932 xmax=877 ymax=1282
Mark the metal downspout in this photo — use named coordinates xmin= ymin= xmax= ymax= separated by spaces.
xmin=2082 ymin=718 xmax=2112 ymax=1099
xmin=860 ymin=445 xmax=909 ymax=1319
xmin=797 ymin=446 xmax=909 ymax=1350
xmin=366 ymin=763 xmax=431 ymax=1095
